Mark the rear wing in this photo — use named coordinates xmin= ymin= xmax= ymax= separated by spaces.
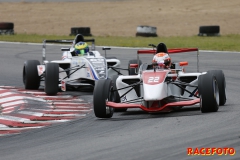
xmin=137 ymin=48 xmax=199 ymax=72
xmin=42 ymin=38 xmax=95 ymax=63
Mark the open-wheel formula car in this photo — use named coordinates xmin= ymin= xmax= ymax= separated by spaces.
xmin=93 ymin=43 xmax=226 ymax=118
xmin=23 ymin=34 xmax=121 ymax=95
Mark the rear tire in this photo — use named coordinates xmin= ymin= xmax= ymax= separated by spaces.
xmin=198 ymin=73 xmax=219 ymax=113
xmin=208 ymin=70 xmax=226 ymax=105
xmin=93 ymin=79 xmax=114 ymax=118
xmin=23 ymin=60 xmax=40 ymax=90
xmin=128 ymin=59 xmax=142 ymax=75
xmin=45 ymin=63 xmax=59 ymax=95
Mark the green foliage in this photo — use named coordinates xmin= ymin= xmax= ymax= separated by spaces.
xmin=0 ymin=34 xmax=240 ymax=51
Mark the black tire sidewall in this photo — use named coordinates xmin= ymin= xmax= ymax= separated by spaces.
xmin=0 ymin=22 xmax=14 ymax=29
xmin=198 ymin=73 xmax=219 ymax=112
xmin=23 ymin=60 xmax=40 ymax=89
xmin=207 ymin=70 xmax=226 ymax=105
xmin=93 ymin=79 xmax=114 ymax=118
xmin=110 ymin=75 xmax=120 ymax=102
xmin=45 ymin=63 xmax=59 ymax=95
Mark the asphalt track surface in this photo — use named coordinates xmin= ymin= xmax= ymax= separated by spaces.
xmin=0 ymin=42 xmax=239 ymax=160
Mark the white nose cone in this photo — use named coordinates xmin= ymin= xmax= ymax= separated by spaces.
xmin=144 ymin=83 xmax=168 ymax=101
xmin=142 ymin=70 xmax=169 ymax=101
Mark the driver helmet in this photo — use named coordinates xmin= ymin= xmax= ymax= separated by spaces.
xmin=152 ymin=52 xmax=171 ymax=69
xmin=74 ymin=42 xmax=89 ymax=56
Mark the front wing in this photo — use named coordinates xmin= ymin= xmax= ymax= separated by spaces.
xmin=106 ymin=98 xmax=200 ymax=112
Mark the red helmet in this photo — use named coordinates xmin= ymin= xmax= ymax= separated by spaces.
xmin=152 ymin=52 xmax=171 ymax=68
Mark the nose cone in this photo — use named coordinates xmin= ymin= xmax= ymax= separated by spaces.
xmin=142 ymin=70 xmax=169 ymax=100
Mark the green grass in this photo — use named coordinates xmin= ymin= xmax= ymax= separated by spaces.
xmin=0 ymin=34 xmax=240 ymax=51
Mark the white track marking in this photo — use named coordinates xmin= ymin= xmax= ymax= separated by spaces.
xmin=18 ymin=91 xmax=47 ymax=94
xmin=30 ymin=108 xmax=91 ymax=112
xmin=0 ymin=96 xmax=46 ymax=103
xmin=49 ymin=109 xmax=91 ymax=112
xmin=0 ymin=86 xmax=16 ymax=89
xmin=2 ymin=41 xmax=240 ymax=53
xmin=0 ymin=115 xmax=71 ymax=123
xmin=0 ymin=125 xmax=44 ymax=130
xmin=16 ymin=110 xmax=88 ymax=118
xmin=0 ymin=92 xmax=18 ymax=97
xmin=1 ymin=100 xmax=27 ymax=108
xmin=0 ymin=87 xmax=92 ymax=136
xmin=43 ymin=113 xmax=86 ymax=117
xmin=52 ymin=106 xmax=90 ymax=109
xmin=17 ymin=111 xmax=44 ymax=117
xmin=2 ymin=106 xmax=18 ymax=112
xmin=0 ymin=115 xmax=36 ymax=123
xmin=36 ymin=95 xmax=73 ymax=98
xmin=51 ymin=102 xmax=88 ymax=105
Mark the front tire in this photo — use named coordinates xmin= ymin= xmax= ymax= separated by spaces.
xmin=93 ymin=79 xmax=114 ymax=118
xmin=208 ymin=70 xmax=226 ymax=105
xmin=45 ymin=63 xmax=59 ymax=95
xmin=198 ymin=73 xmax=219 ymax=113
xmin=23 ymin=60 xmax=40 ymax=89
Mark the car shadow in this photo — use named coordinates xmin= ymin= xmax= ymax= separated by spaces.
xmin=102 ymin=106 xmax=204 ymax=121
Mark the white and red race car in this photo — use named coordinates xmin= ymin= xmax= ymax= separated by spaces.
xmin=93 ymin=43 xmax=226 ymax=118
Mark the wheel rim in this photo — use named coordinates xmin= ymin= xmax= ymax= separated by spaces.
xmin=106 ymin=86 xmax=114 ymax=114
xmin=109 ymin=86 xmax=115 ymax=102
xmin=23 ymin=68 xmax=26 ymax=85
xmin=213 ymin=79 xmax=220 ymax=105
xmin=200 ymin=95 xmax=203 ymax=110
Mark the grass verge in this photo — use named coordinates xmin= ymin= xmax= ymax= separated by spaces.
xmin=0 ymin=34 xmax=240 ymax=51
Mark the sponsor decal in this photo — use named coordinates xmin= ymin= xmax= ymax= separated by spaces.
xmin=37 ymin=65 xmax=45 ymax=76
xmin=95 ymin=67 xmax=105 ymax=71
xmin=121 ymin=95 xmax=127 ymax=102
xmin=87 ymin=58 xmax=106 ymax=79
xmin=148 ymin=76 xmax=160 ymax=83
xmin=143 ymin=71 xmax=167 ymax=85
xmin=61 ymin=80 xmax=66 ymax=91
xmin=72 ymin=60 xmax=78 ymax=66
xmin=156 ymin=52 xmax=167 ymax=57
xmin=189 ymin=88 xmax=198 ymax=97
xmin=187 ymin=147 xmax=236 ymax=156
xmin=62 ymin=55 xmax=67 ymax=60
xmin=86 ymin=72 xmax=90 ymax=78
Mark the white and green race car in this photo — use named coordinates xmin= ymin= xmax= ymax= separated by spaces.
xmin=23 ymin=34 xmax=121 ymax=95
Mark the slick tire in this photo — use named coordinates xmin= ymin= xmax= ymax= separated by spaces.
xmin=0 ymin=22 xmax=14 ymax=29
xmin=128 ymin=59 xmax=142 ymax=75
xmin=198 ymin=73 xmax=219 ymax=113
xmin=45 ymin=63 xmax=59 ymax=95
xmin=207 ymin=70 xmax=226 ymax=105
xmin=93 ymin=79 xmax=114 ymax=118
xmin=70 ymin=27 xmax=92 ymax=36
xmin=136 ymin=26 xmax=158 ymax=37
xmin=198 ymin=26 xmax=220 ymax=36
xmin=23 ymin=60 xmax=41 ymax=90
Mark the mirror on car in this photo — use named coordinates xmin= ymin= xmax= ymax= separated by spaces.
xmin=61 ymin=48 xmax=70 ymax=51
xmin=130 ymin=64 xmax=138 ymax=68
xmin=102 ymin=47 xmax=111 ymax=50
